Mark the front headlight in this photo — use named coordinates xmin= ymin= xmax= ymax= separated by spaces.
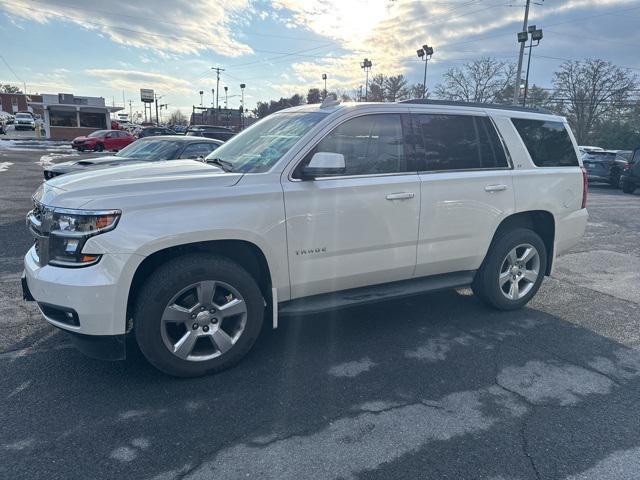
xmin=48 ymin=208 xmax=121 ymax=267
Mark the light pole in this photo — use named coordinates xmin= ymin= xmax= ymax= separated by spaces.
xmin=240 ymin=83 xmax=246 ymax=129
xmin=199 ymin=90 xmax=203 ymax=106
xmin=513 ymin=0 xmax=532 ymax=104
xmin=322 ymin=73 xmax=327 ymax=99
xmin=416 ymin=44 xmax=434 ymax=99
xmin=360 ymin=58 xmax=372 ymax=101
xmin=224 ymin=86 xmax=228 ymax=108
xmin=522 ymin=25 xmax=543 ymax=107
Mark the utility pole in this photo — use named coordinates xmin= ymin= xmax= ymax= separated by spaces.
xmin=211 ymin=67 xmax=225 ymax=110
xmin=240 ymin=83 xmax=246 ymax=130
xmin=513 ymin=0 xmax=532 ymax=105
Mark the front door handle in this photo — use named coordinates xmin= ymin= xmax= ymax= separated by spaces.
xmin=484 ymin=184 xmax=508 ymax=193
xmin=386 ymin=192 xmax=415 ymax=200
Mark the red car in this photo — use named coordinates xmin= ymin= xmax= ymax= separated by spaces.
xmin=71 ymin=130 xmax=135 ymax=152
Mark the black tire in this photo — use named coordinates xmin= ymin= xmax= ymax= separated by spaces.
xmin=95 ymin=143 xmax=104 ymax=152
xmin=472 ymin=228 xmax=547 ymax=311
xmin=134 ymin=254 xmax=264 ymax=377
xmin=622 ymin=180 xmax=636 ymax=194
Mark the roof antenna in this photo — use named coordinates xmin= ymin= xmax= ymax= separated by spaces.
xmin=320 ymin=94 xmax=341 ymax=109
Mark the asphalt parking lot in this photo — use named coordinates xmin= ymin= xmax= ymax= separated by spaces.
xmin=1 ymin=142 xmax=640 ymax=480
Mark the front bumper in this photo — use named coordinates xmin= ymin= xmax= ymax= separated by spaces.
xmin=23 ymin=246 xmax=141 ymax=336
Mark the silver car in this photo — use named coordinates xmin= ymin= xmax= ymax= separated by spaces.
xmin=14 ymin=112 xmax=35 ymax=131
xmin=44 ymin=135 xmax=223 ymax=179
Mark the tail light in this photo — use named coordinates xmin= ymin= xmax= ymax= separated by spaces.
xmin=581 ymin=166 xmax=588 ymax=209
xmin=623 ymin=163 xmax=631 ymax=171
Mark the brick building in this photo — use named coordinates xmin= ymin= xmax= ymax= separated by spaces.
xmin=0 ymin=93 xmax=43 ymax=117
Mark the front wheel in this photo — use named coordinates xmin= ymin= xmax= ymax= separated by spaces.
xmin=134 ymin=254 xmax=264 ymax=377
xmin=472 ymin=228 xmax=547 ymax=310
xmin=94 ymin=143 xmax=104 ymax=152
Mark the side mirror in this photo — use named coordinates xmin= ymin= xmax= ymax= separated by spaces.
xmin=196 ymin=155 xmax=205 ymax=162
xmin=301 ymin=152 xmax=345 ymax=179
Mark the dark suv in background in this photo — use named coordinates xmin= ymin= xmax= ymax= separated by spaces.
xmin=582 ymin=149 xmax=630 ymax=186
xmin=186 ymin=125 xmax=235 ymax=141
xmin=620 ymin=147 xmax=640 ymax=194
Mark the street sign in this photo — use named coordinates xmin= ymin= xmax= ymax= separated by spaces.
xmin=140 ymin=89 xmax=154 ymax=103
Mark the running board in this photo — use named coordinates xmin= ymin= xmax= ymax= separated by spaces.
xmin=278 ymin=270 xmax=476 ymax=317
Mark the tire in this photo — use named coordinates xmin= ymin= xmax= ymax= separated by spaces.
xmin=622 ymin=180 xmax=636 ymax=194
xmin=95 ymin=143 xmax=104 ymax=152
xmin=472 ymin=228 xmax=547 ymax=311
xmin=134 ymin=254 xmax=264 ymax=377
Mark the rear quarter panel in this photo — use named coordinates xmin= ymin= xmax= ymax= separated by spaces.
xmin=492 ymin=115 xmax=587 ymax=259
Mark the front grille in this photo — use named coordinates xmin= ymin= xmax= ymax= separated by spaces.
xmin=27 ymin=199 xmax=51 ymax=266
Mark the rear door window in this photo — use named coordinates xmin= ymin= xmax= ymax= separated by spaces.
xmin=511 ymin=118 xmax=579 ymax=167
xmin=414 ymin=114 xmax=508 ymax=171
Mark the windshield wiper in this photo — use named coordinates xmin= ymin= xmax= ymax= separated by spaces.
xmin=208 ymin=157 xmax=234 ymax=172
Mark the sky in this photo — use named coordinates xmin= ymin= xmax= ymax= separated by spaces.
xmin=1 ymin=0 xmax=639 ymax=118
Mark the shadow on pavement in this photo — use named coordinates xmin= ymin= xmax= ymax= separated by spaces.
xmin=2 ymin=289 xmax=640 ymax=480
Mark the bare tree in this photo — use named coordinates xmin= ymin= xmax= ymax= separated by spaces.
xmin=384 ymin=75 xmax=409 ymax=102
xmin=552 ymin=59 xmax=638 ymax=143
xmin=0 ymin=84 xmax=22 ymax=94
xmin=435 ymin=57 xmax=515 ymax=103
xmin=409 ymin=83 xmax=429 ymax=100
xmin=167 ymin=109 xmax=187 ymax=126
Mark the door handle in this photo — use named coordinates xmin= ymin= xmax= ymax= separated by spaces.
xmin=386 ymin=192 xmax=415 ymax=200
xmin=484 ymin=184 xmax=508 ymax=192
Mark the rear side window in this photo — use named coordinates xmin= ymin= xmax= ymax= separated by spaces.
xmin=511 ymin=118 xmax=578 ymax=167
xmin=414 ymin=114 xmax=508 ymax=171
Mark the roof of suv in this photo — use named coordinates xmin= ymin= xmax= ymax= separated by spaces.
xmin=279 ymin=99 xmax=562 ymax=120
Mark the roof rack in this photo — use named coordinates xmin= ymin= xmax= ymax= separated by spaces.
xmin=398 ymin=99 xmax=554 ymax=115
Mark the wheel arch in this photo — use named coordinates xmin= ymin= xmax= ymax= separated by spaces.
xmin=126 ymin=239 xmax=273 ymax=330
xmin=490 ymin=210 xmax=555 ymax=275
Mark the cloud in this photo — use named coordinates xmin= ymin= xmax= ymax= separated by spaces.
xmin=86 ymin=69 xmax=192 ymax=95
xmin=0 ymin=0 xmax=253 ymax=57
xmin=276 ymin=0 xmax=638 ymax=87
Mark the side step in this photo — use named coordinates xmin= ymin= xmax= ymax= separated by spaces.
xmin=278 ymin=270 xmax=476 ymax=317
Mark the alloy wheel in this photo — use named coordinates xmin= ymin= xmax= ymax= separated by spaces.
xmin=160 ymin=280 xmax=248 ymax=361
xmin=498 ymin=243 xmax=540 ymax=301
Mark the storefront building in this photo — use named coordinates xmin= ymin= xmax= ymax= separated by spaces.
xmin=29 ymin=93 xmax=122 ymax=140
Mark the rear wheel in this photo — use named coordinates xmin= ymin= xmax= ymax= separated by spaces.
xmin=622 ymin=180 xmax=636 ymax=194
xmin=134 ymin=254 xmax=264 ymax=377
xmin=472 ymin=228 xmax=547 ymax=310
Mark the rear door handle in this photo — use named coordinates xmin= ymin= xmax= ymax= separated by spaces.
xmin=386 ymin=192 xmax=415 ymax=200
xmin=484 ymin=184 xmax=508 ymax=192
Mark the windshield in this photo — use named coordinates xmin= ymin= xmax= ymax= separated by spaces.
xmin=88 ymin=130 xmax=108 ymax=138
xmin=204 ymin=112 xmax=326 ymax=173
xmin=116 ymin=139 xmax=182 ymax=160
xmin=16 ymin=113 xmax=31 ymax=119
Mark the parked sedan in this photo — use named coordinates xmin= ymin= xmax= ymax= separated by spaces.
xmin=582 ymin=150 xmax=621 ymax=186
xmin=46 ymin=136 xmax=223 ymax=179
xmin=71 ymin=130 xmax=135 ymax=152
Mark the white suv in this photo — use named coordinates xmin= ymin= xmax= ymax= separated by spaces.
xmin=23 ymin=100 xmax=588 ymax=376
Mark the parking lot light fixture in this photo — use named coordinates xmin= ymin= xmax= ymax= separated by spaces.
xmin=360 ymin=58 xmax=372 ymax=101
xmin=522 ymin=25 xmax=543 ymax=107
xmin=418 ymin=44 xmax=434 ymax=99
xmin=322 ymin=73 xmax=328 ymax=99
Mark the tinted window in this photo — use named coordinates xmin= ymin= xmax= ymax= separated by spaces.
xmin=415 ymin=114 xmax=508 ymax=171
xmin=298 ymin=114 xmax=409 ymax=177
xmin=511 ymin=118 xmax=578 ymax=167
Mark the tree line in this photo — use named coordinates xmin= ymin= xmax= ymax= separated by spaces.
xmin=254 ymin=57 xmax=640 ymax=149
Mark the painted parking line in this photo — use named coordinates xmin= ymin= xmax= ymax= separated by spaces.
xmin=0 ymin=162 xmax=13 ymax=172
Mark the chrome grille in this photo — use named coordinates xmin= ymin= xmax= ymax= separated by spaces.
xmin=27 ymin=199 xmax=51 ymax=266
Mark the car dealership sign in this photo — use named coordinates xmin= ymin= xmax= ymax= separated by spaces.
xmin=140 ymin=89 xmax=155 ymax=103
